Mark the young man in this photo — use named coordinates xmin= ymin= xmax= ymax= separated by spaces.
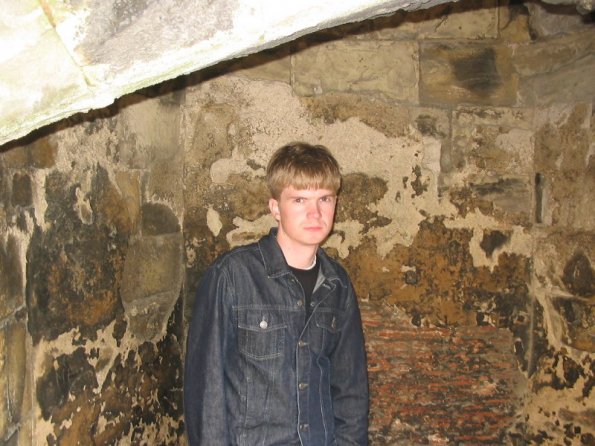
xmin=184 ymin=142 xmax=369 ymax=445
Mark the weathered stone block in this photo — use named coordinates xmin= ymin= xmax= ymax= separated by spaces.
xmin=498 ymin=0 xmax=533 ymax=43
xmin=114 ymin=94 xmax=182 ymax=170
xmin=114 ymin=170 xmax=141 ymax=234
xmin=300 ymin=92 xmax=449 ymax=142
xmin=0 ymin=235 xmax=24 ymax=320
xmin=90 ymin=168 xmax=141 ymax=235
xmin=553 ymin=294 xmax=595 ymax=352
xmin=420 ymin=42 xmax=517 ymax=107
xmin=450 ymin=105 xmax=534 ymax=177
xmin=121 ymin=233 xmax=183 ymax=340
xmin=469 ymin=177 xmax=533 ymax=224
xmin=11 ymin=172 xmax=32 ymax=207
xmin=534 ymin=104 xmax=594 ymax=230
xmin=223 ymin=44 xmax=291 ymax=83
xmin=121 ymin=234 xmax=183 ymax=301
xmin=146 ymin=155 xmax=185 ymax=210
xmin=141 ymin=203 xmax=180 ymax=236
xmin=293 ymin=39 xmax=418 ymax=103
xmin=447 ymin=105 xmax=535 ymax=224
xmin=525 ymin=2 xmax=594 ymax=37
xmin=1 ymin=136 xmax=57 ymax=169
xmin=126 ymin=293 xmax=181 ymax=341
xmin=361 ymin=0 xmax=499 ymax=41
xmin=514 ymin=29 xmax=595 ymax=106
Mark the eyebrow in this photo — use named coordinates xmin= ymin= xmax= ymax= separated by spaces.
xmin=287 ymin=192 xmax=336 ymax=199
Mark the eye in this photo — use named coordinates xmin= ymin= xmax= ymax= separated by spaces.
xmin=294 ymin=197 xmax=304 ymax=203
xmin=320 ymin=196 xmax=335 ymax=203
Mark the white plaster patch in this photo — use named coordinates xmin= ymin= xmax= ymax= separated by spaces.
xmin=586 ymin=142 xmax=595 ymax=167
xmin=118 ymin=98 xmax=180 ymax=157
xmin=206 ymin=206 xmax=223 ymax=236
xmin=421 ymin=135 xmax=442 ymax=175
xmin=210 ymin=154 xmax=252 ymax=184
xmin=59 ymin=416 xmax=73 ymax=430
xmin=30 ymin=170 xmax=50 ymax=231
xmin=74 ymin=183 xmax=93 ymax=225
xmin=445 ymin=211 xmax=533 ymax=271
xmin=325 ymin=220 xmax=364 ymax=259
xmin=226 ymin=214 xmax=276 ymax=248
xmin=495 ymin=128 xmax=534 ymax=174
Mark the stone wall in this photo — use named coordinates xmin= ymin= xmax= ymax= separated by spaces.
xmin=0 ymin=1 xmax=594 ymax=445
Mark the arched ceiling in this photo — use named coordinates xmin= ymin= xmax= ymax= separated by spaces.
xmin=0 ymin=0 xmax=593 ymax=147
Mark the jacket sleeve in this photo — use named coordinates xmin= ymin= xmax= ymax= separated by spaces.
xmin=331 ymin=283 xmax=369 ymax=445
xmin=184 ymin=263 xmax=233 ymax=446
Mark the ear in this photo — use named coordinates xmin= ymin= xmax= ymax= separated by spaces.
xmin=269 ymin=198 xmax=280 ymax=221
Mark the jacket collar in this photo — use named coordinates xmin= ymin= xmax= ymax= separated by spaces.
xmin=258 ymin=228 xmax=290 ymax=278
xmin=258 ymin=228 xmax=347 ymax=288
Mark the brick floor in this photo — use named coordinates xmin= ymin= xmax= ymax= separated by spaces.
xmin=361 ymin=302 xmax=524 ymax=445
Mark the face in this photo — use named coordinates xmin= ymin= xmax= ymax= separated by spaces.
xmin=269 ymin=186 xmax=337 ymax=251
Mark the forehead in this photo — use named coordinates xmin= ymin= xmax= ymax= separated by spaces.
xmin=280 ymin=185 xmax=336 ymax=197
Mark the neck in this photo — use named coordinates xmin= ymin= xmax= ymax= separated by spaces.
xmin=276 ymin=232 xmax=318 ymax=269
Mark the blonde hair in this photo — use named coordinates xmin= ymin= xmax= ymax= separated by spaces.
xmin=266 ymin=142 xmax=342 ymax=199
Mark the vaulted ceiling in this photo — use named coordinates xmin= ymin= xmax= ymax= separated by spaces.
xmin=1 ymin=0 xmax=593 ymax=147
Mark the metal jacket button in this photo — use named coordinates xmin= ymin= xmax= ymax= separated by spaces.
xmin=259 ymin=320 xmax=268 ymax=329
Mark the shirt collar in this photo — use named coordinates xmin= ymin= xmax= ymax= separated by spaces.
xmin=258 ymin=228 xmax=347 ymax=288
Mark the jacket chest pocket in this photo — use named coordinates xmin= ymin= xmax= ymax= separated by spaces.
xmin=312 ymin=307 xmax=343 ymax=352
xmin=237 ymin=309 xmax=287 ymax=360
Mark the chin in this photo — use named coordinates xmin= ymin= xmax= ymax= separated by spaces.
xmin=304 ymin=233 xmax=330 ymax=245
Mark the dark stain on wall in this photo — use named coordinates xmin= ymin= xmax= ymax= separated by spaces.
xmin=563 ymin=251 xmax=594 ymax=297
xmin=336 ymin=174 xmax=389 ymax=230
xmin=452 ymin=47 xmax=502 ymax=95
xmin=480 ymin=230 xmax=509 ymax=257
xmin=35 ymin=299 xmax=184 ymax=445
xmin=142 ymin=202 xmax=180 ymax=235
xmin=37 ymin=347 xmax=98 ymax=421
xmin=409 ymin=165 xmax=428 ymax=197
xmin=11 ymin=173 xmax=32 ymax=207
xmin=26 ymin=171 xmax=126 ymax=344
xmin=0 ymin=235 xmax=23 ymax=317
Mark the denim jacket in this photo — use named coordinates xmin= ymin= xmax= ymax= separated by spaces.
xmin=184 ymin=228 xmax=369 ymax=446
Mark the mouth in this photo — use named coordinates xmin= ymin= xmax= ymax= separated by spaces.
xmin=304 ymin=226 xmax=323 ymax=231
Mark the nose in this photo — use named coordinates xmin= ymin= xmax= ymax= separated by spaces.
xmin=306 ymin=200 xmax=321 ymax=218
